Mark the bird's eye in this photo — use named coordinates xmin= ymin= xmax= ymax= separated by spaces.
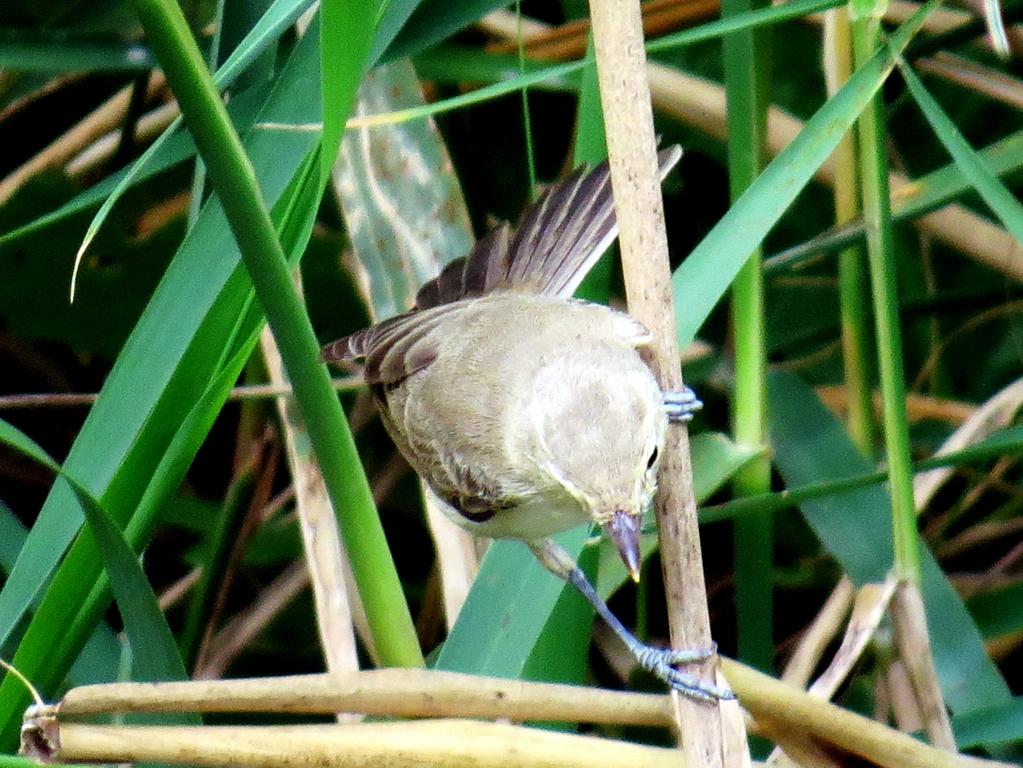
xmin=646 ymin=447 xmax=659 ymax=469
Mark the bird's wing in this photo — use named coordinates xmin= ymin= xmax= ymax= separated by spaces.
xmin=415 ymin=145 xmax=682 ymax=307
xmin=320 ymin=301 xmax=471 ymax=386
xmin=425 ymin=460 xmax=518 ymax=524
xmin=321 ymin=146 xmax=681 ymax=380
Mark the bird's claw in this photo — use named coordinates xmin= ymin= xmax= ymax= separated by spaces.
xmin=663 ymin=387 xmax=703 ymax=424
xmin=634 ymin=643 xmax=736 ymax=703
xmin=653 ymin=645 xmax=716 ymax=665
xmin=546 ymin=549 xmax=734 ymax=703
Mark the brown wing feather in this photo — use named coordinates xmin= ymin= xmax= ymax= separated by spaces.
xmin=413 ymin=146 xmax=681 ymax=309
xmin=322 ymin=146 xmax=681 ymax=388
xmin=321 ymin=303 xmax=469 ymax=386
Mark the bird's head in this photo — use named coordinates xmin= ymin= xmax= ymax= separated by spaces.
xmin=528 ymin=346 xmax=667 ymax=581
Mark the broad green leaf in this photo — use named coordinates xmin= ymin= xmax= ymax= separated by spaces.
xmin=59 ymin=328 xmax=265 ymax=692
xmin=434 ymin=529 xmax=592 ymax=681
xmin=0 ymin=28 xmax=323 ymax=744
xmin=73 ymin=480 xmax=190 ymax=688
xmin=898 ymin=55 xmax=1023 ymax=245
xmin=0 ymin=418 xmax=188 ymax=689
xmin=0 ymin=28 xmax=320 ymax=653
xmin=765 ymin=128 xmax=1023 ymax=273
xmin=967 ymin=581 xmax=1023 ymax=641
xmin=672 ymin=0 xmax=937 ymax=349
xmin=1 ymin=500 xmax=121 ymax=690
xmin=0 ymin=31 xmax=155 ymax=71
xmin=768 ymin=370 xmax=1010 ymax=713
xmin=953 ymin=697 xmax=1023 ymax=749
xmin=699 ymin=425 xmax=1023 ymax=523
xmin=379 ymin=0 xmax=510 ymax=63
xmin=0 ymin=503 xmax=26 ymax=575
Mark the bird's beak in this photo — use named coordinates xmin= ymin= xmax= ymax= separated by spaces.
xmin=605 ymin=510 xmax=642 ymax=583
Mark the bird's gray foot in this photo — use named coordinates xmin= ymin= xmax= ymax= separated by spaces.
xmin=663 ymin=386 xmax=703 ymax=423
xmin=528 ymin=538 xmax=735 ymax=703
xmin=631 ymin=643 xmax=735 ymax=703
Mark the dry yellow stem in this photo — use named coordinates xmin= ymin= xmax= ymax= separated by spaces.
xmin=0 ymin=75 xmax=166 ymax=205
xmin=50 ymin=720 xmax=679 ymax=768
xmin=66 ymin=100 xmax=179 ymax=177
xmin=56 ymin=670 xmax=674 ymax=727
xmin=890 ymin=582 xmax=956 ymax=749
xmin=817 ymin=386 xmax=976 ymax=425
xmin=780 ymin=577 xmax=854 ymax=689
xmin=23 ymin=663 xmax=1021 ymax=768
xmin=260 ymin=322 xmax=364 ymax=678
xmin=722 ymin=659 xmax=1014 ymax=768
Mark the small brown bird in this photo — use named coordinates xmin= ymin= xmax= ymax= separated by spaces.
xmin=323 ymin=147 xmax=731 ymax=701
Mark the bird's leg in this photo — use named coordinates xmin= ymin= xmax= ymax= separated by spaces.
xmin=527 ymin=538 xmax=734 ymax=703
xmin=662 ymin=386 xmax=702 ymax=423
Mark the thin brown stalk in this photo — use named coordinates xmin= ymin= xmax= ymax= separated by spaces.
xmin=133 ymin=189 xmax=192 ymax=237
xmin=158 ymin=568 xmax=202 ymax=611
xmin=938 ymin=515 xmax=1023 ymax=558
xmin=0 ymin=74 xmax=87 ymax=123
xmin=913 ymin=375 xmax=1023 ymax=510
xmin=806 ymin=579 xmax=897 ymax=700
xmin=586 ymin=0 xmax=744 ymax=764
xmin=890 ymin=582 xmax=955 ymax=748
xmin=770 ymin=579 xmax=897 ymax=764
xmin=260 ymin=486 xmax=297 ymax=522
xmin=194 ymin=431 xmax=281 ymax=672
xmin=0 ymin=377 xmax=362 ymax=410
xmin=923 ymin=456 xmax=1018 ymax=543
xmin=954 ymin=457 xmax=1018 ymax=518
